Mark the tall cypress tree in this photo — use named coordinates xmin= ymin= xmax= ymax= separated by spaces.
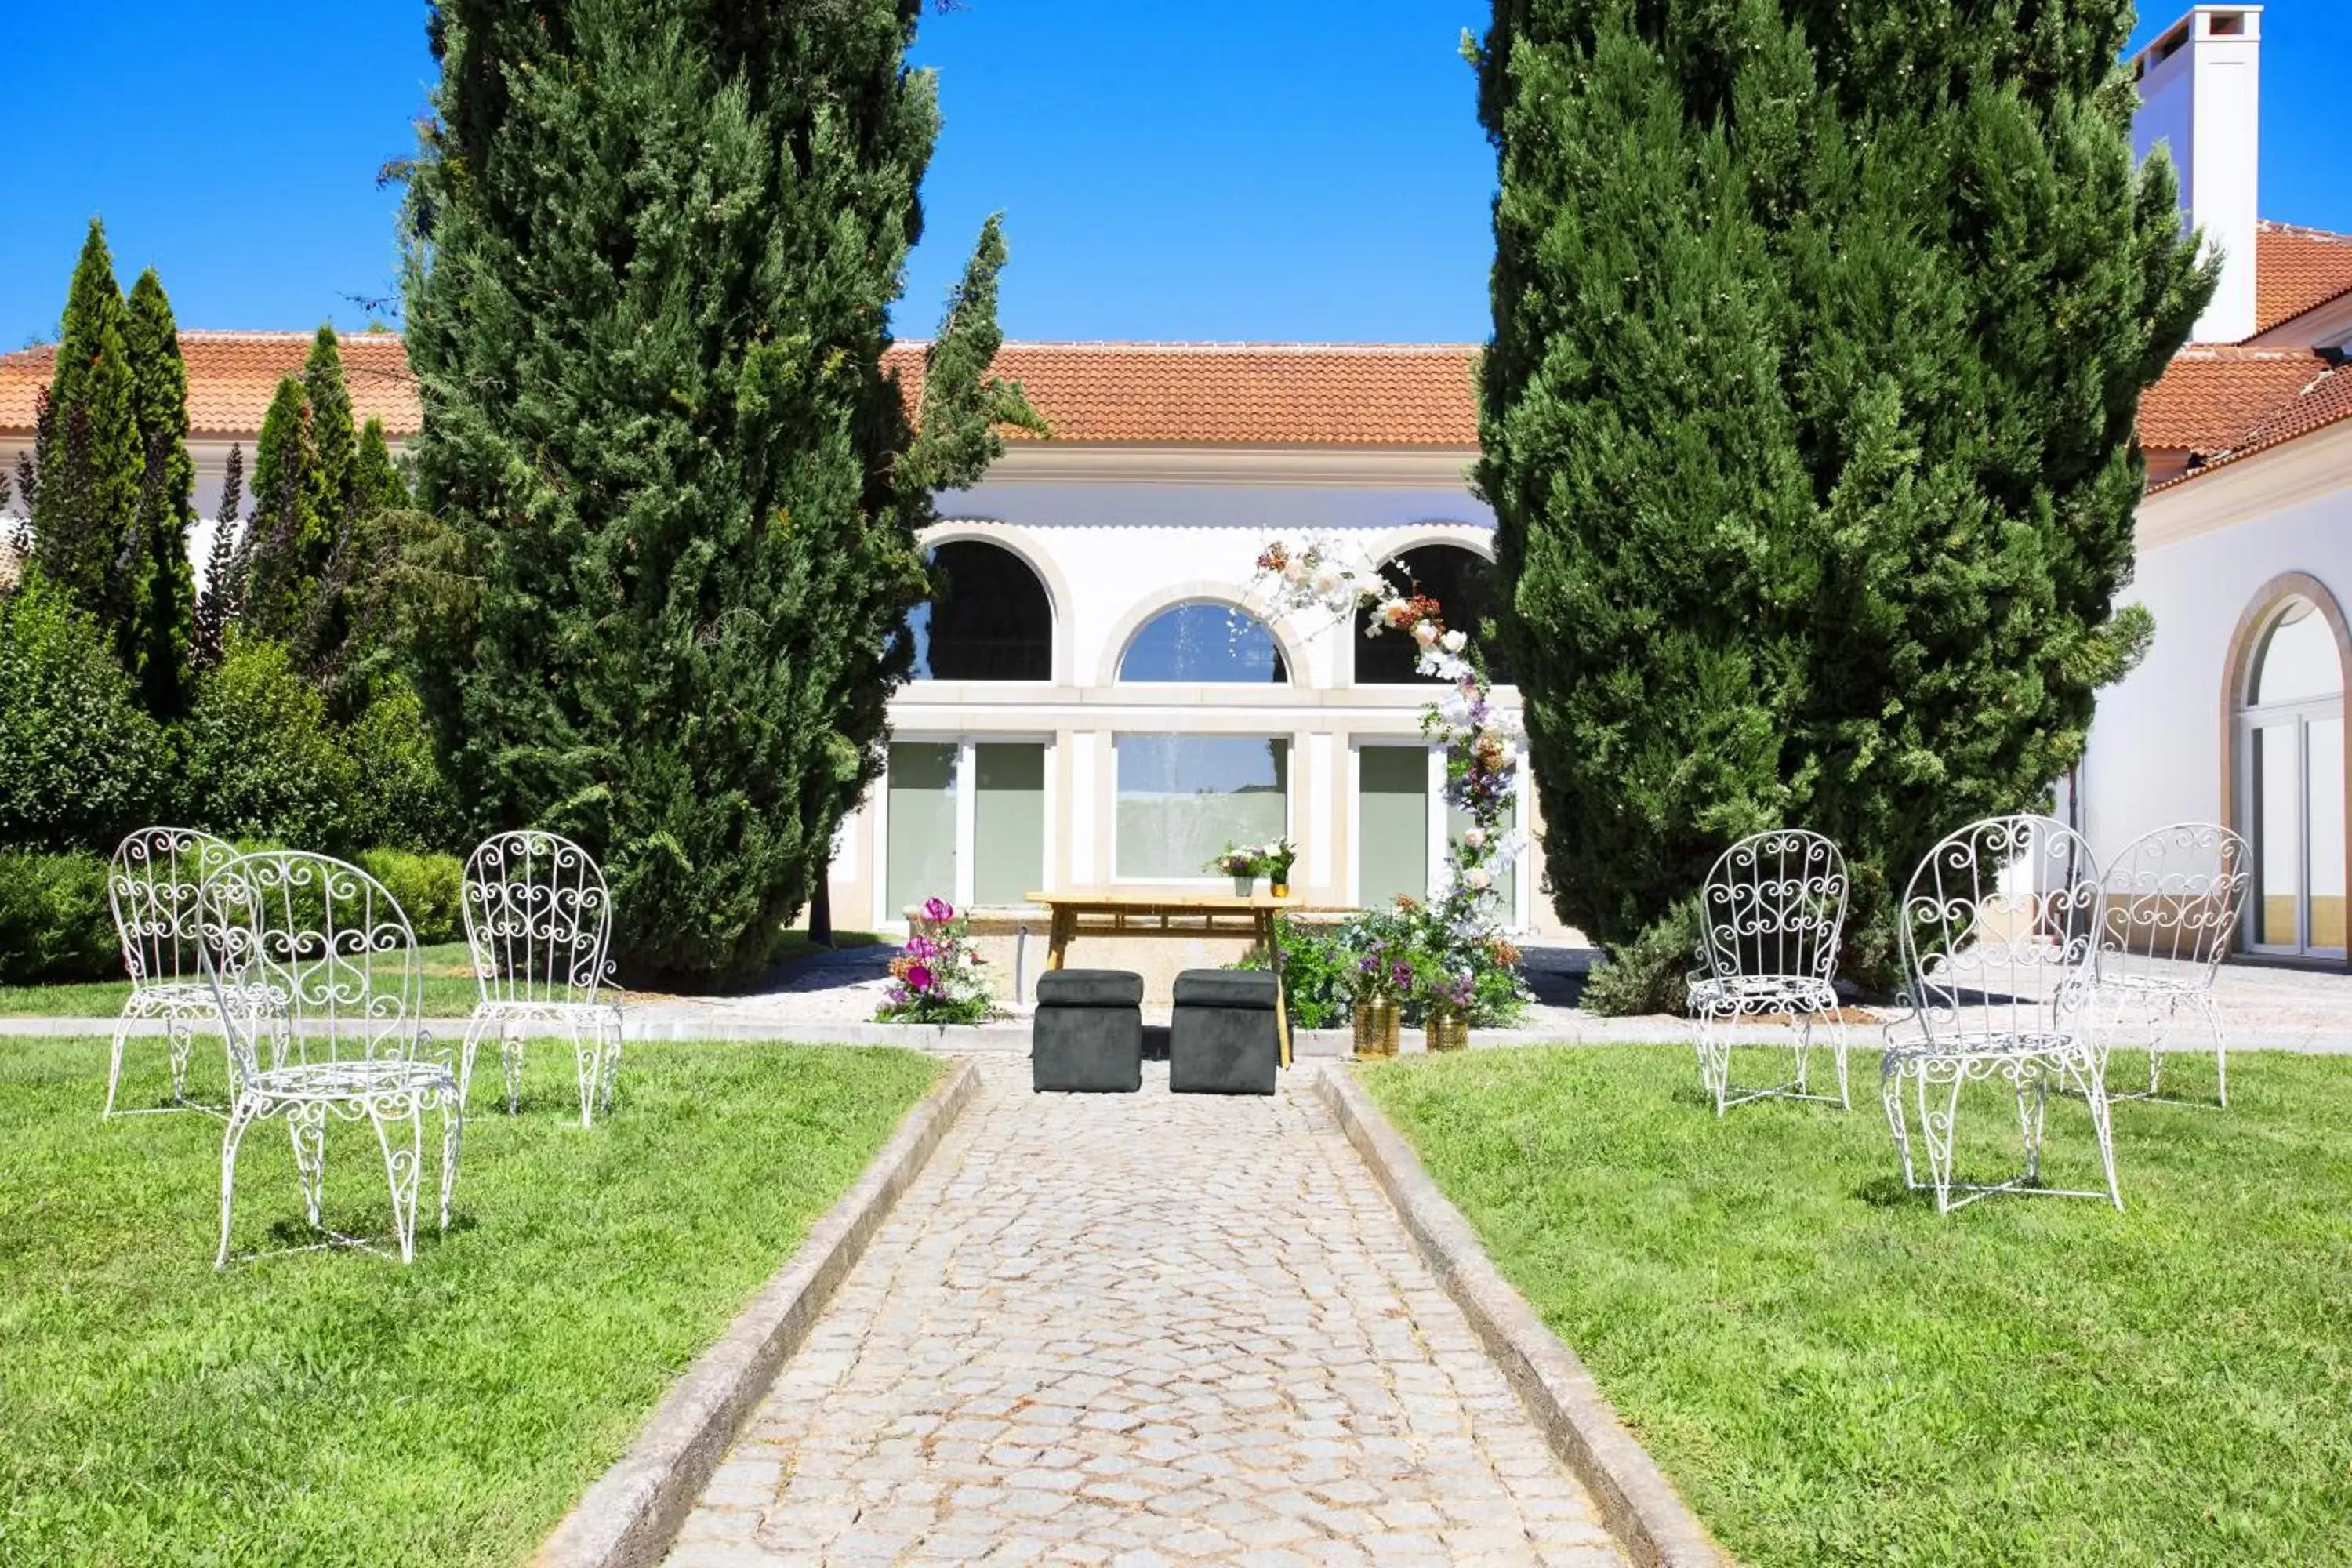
xmin=240 ymin=377 xmax=322 ymax=644
xmin=303 ymin=325 xmax=358 ymax=523
xmin=192 ymin=442 xmax=245 ymax=671
xmin=402 ymin=0 xmax=1038 ymax=982
xmin=30 ymin=220 xmax=143 ymax=634
xmin=123 ymin=269 xmax=197 ymax=719
xmin=1477 ymin=0 xmax=2215 ymax=979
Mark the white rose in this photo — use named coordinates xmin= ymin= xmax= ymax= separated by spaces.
xmin=1412 ymin=619 xmax=1440 ymax=648
xmin=1465 ymin=866 xmax=1493 ymax=891
xmin=1283 ymin=556 xmax=1308 ymax=583
xmin=1312 ymin=564 xmax=1344 ymax=597
xmin=1440 ymin=628 xmax=1468 ymax=654
xmin=1462 ymin=826 xmax=1486 ymax=850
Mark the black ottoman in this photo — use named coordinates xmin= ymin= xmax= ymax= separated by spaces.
xmin=1031 ymin=969 xmax=1145 ymax=1093
xmin=1170 ymin=969 xmax=1280 ymax=1095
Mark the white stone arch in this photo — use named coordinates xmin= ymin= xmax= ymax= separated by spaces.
xmin=1348 ymin=524 xmax=1510 ymax=690
xmin=915 ymin=519 xmax=1073 ymax=684
xmin=1098 ymin=581 xmax=1312 ymax=689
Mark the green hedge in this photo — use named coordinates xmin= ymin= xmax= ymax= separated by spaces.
xmin=0 ymin=844 xmax=466 ymax=987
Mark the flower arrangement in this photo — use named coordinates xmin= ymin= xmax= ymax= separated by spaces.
xmin=1250 ymin=534 xmax=1533 ymax=1028
xmin=874 ymin=895 xmax=994 ymax=1025
xmin=1208 ymin=844 xmax=1267 ymax=878
xmin=1262 ymin=838 xmax=1297 ymax=887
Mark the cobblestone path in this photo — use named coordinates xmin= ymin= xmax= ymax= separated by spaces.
xmin=665 ymin=1061 xmax=1626 ymax=1566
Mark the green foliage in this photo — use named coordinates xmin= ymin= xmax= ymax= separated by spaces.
xmin=1234 ymin=906 xmax=1528 ymax=1029
xmin=240 ymin=377 xmax=323 ymax=644
xmin=0 ymin=849 xmax=114 ymax=985
xmin=27 ymin=221 xmax=143 ymax=636
xmin=341 ymin=686 xmax=463 ymax=852
xmin=1578 ymin=895 xmax=1699 ymax=1018
xmin=1476 ymin=0 xmax=2218 ymax=979
xmin=402 ymin=0 xmax=1038 ymax=983
xmin=177 ymin=637 xmax=359 ymax=851
xmin=303 ymin=324 xmax=357 ymax=522
xmin=1236 ymin=915 xmax=1357 ymax=1029
xmin=352 ymin=417 xmax=409 ymax=513
xmin=354 ymin=847 xmax=464 ymax=945
xmin=0 ymin=578 xmax=166 ymax=851
xmin=122 ymin=269 xmax=197 ymax=721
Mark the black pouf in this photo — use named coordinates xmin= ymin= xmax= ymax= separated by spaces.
xmin=1031 ymin=968 xmax=1145 ymax=1093
xmin=1169 ymin=968 xmax=1280 ymax=1095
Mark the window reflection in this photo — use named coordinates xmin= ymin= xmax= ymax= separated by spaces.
xmin=1118 ymin=604 xmax=1288 ymax=684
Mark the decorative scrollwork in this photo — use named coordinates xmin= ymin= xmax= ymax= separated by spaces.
xmin=1688 ymin=828 xmax=1853 ymax=1116
xmin=197 ymin=851 xmax=461 ymax=1266
xmin=102 ymin=826 xmax=274 ymax=1119
xmin=2089 ymin=822 xmax=2249 ymax=1106
xmin=459 ymin=831 xmax=624 ymax=1127
xmin=1883 ymin=815 xmax=2122 ymax=1214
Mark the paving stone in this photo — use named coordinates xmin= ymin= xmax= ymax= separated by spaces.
xmin=663 ymin=1062 xmax=1623 ymax=1565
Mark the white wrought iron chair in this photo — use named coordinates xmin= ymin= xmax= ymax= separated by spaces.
xmin=1885 ymin=814 xmax=2122 ymax=1214
xmin=459 ymin=830 xmax=622 ymax=1127
xmin=2091 ymin=822 xmax=2251 ymax=1107
xmin=104 ymin=826 xmax=283 ymax=1118
xmin=1687 ymin=829 xmax=1852 ymax=1116
xmin=198 ymin=851 xmax=462 ymax=1266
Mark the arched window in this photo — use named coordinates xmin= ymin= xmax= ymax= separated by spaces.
xmin=1118 ymin=602 xmax=1288 ymax=684
xmin=906 ymin=540 xmax=1053 ymax=681
xmin=1352 ymin=543 xmax=1511 ymax=685
xmin=2237 ymin=593 xmax=2347 ymax=956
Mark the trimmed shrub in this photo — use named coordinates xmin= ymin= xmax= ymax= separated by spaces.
xmin=0 ymin=849 xmax=116 ymax=985
xmin=178 ymin=637 xmax=358 ymax=851
xmin=0 ymin=577 xmax=168 ymax=851
xmin=356 ymin=848 xmax=464 ymax=946
xmin=1581 ymin=897 xmax=1701 ymax=1018
xmin=343 ymin=688 xmax=461 ymax=854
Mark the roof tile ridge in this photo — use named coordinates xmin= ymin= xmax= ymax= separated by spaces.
xmin=2259 ymin=219 xmax=2352 ymax=245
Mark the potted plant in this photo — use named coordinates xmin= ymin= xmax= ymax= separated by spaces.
xmin=873 ymin=897 xmax=995 ymax=1025
xmin=1420 ymin=967 xmax=1475 ymax=1053
xmin=1264 ymin=839 xmax=1297 ymax=898
xmin=1210 ymin=844 xmax=1264 ymax=898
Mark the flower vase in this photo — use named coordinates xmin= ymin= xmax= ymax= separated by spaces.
xmin=1353 ymin=999 xmax=1400 ymax=1059
xmin=1269 ymin=880 xmax=1290 ymax=899
xmin=1424 ymin=1013 xmax=1469 ymax=1054
xmin=1231 ymin=873 xmax=1255 ymax=898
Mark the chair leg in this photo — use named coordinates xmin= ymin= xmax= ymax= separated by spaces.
xmin=1919 ymin=1066 xmax=1963 ymax=1215
xmin=165 ymin=1011 xmax=194 ymax=1105
xmin=597 ymin=1013 xmax=622 ymax=1116
xmin=289 ymin=1102 xmax=328 ymax=1229
xmin=438 ymin=1091 xmax=463 ymax=1234
xmin=2015 ymin=1065 xmax=2049 ymax=1185
xmin=501 ymin=1025 xmax=525 ymax=1116
xmin=2194 ymin=991 xmax=2228 ymax=1109
xmin=217 ymin=1102 xmax=256 ymax=1269
xmin=570 ymin=1018 xmax=598 ymax=1127
xmin=458 ymin=1014 xmax=494 ymax=1108
xmin=1882 ymin=1058 xmax=1917 ymax=1189
xmin=1792 ymin=1016 xmax=1811 ymax=1098
xmin=2078 ymin=1053 xmax=2124 ymax=1211
xmin=104 ymin=1014 xmax=132 ymax=1119
xmin=1830 ymin=1014 xmax=1851 ymax=1111
xmin=372 ymin=1097 xmax=426 ymax=1264
xmin=1693 ymin=1012 xmax=1730 ymax=1117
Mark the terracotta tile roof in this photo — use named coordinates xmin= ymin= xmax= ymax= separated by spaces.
xmin=0 ymin=330 xmax=419 ymax=441
xmin=2256 ymin=221 xmax=2352 ymax=336
xmin=884 ymin=340 xmax=1479 ymax=446
xmin=2152 ymin=358 xmax=2352 ymax=491
xmin=2136 ymin=345 xmax=2330 ymax=449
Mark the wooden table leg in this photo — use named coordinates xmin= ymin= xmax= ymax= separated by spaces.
xmin=1262 ymin=910 xmax=1292 ymax=1069
xmin=1046 ymin=909 xmax=1072 ymax=971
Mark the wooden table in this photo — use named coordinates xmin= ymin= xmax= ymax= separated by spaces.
xmin=1025 ymin=888 xmax=1334 ymax=1068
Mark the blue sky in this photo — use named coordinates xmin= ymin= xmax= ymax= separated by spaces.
xmin=4 ymin=2 xmax=2345 ymax=350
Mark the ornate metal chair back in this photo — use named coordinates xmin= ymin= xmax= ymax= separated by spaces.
xmin=1898 ymin=815 xmax=2103 ymax=1048
xmin=109 ymin=826 xmax=235 ymax=989
xmin=1696 ymin=829 xmax=1850 ymax=987
xmin=2095 ymin=822 xmax=2250 ymax=989
xmin=198 ymin=851 xmax=423 ymax=1082
xmin=461 ymin=830 xmax=616 ymax=1008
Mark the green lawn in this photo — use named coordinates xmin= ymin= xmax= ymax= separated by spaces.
xmin=0 ymin=1035 xmax=937 ymax=1566
xmin=0 ymin=932 xmax=883 ymax=1018
xmin=1363 ymin=1046 xmax=2352 ymax=1567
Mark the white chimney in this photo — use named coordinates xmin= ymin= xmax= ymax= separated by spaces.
xmin=2132 ymin=6 xmax=2262 ymax=342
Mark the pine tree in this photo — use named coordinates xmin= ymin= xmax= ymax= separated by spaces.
xmin=29 ymin=220 xmax=143 ymax=636
xmin=239 ymin=377 xmax=322 ymax=643
xmin=353 ymin=417 xmax=409 ymax=513
xmin=192 ymin=441 xmax=245 ymax=671
xmin=122 ymin=269 xmax=197 ymax=719
xmin=1475 ymin=0 xmax=2215 ymax=981
xmin=402 ymin=0 xmax=1039 ymax=982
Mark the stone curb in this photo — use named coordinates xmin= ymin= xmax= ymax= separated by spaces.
xmin=1314 ymin=1065 xmax=1729 ymax=1568
xmin=528 ymin=1057 xmax=981 ymax=1568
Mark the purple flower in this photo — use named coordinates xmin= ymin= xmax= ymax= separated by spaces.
xmin=1390 ymin=959 xmax=1414 ymax=991
xmin=1357 ymin=954 xmax=1380 ymax=975
xmin=906 ymin=934 xmax=938 ymax=960
xmin=924 ymin=896 xmax=955 ymax=922
xmin=906 ymin=964 xmax=935 ymax=993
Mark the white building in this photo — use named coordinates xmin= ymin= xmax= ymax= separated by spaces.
xmin=5 ymin=3 xmax=2347 ymax=971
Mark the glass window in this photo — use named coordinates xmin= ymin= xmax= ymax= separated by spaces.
xmin=1353 ymin=543 xmax=1512 ymax=686
xmin=1115 ymin=735 xmax=1289 ymax=878
xmin=1358 ymin=746 xmax=1429 ymax=907
xmin=2310 ymin=716 xmax=2346 ymax=949
xmin=2253 ymin=601 xmax=2340 ymax=706
xmin=974 ymin=743 xmax=1047 ymax=906
xmin=907 ymin=541 xmax=1053 ymax=681
xmin=884 ymin=742 xmax=958 ymax=916
xmin=1118 ymin=604 xmax=1288 ymax=684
